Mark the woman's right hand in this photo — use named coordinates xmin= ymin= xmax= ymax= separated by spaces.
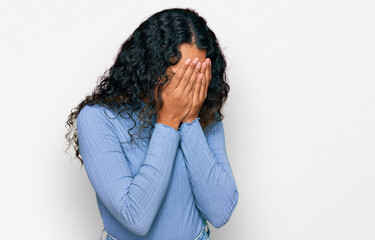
xmin=156 ymin=57 xmax=203 ymax=130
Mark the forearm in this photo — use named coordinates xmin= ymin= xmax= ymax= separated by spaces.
xmin=119 ymin=123 xmax=181 ymax=235
xmin=178 ymin=117 xmax=239 ymax=228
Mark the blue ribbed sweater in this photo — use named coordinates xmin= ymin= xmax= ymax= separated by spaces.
xmin=76 ymin=102 xmax=239 ymax=239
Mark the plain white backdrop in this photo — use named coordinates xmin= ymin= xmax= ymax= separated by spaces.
xmin=0 ymin=0 xmax=374 ymax=239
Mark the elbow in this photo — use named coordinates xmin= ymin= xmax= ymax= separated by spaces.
xmin=135 ymin=221 xmax=153 ymax=237
xmin=208 ymin=189 xmax=239 ymax=228
xmin=132 ymin=228 xmax=150 ymax=237
xmin=127 ymin=223 xmax=152 ymax=237
xmin=119 ymin=199 xmax=154 ymax=237
xmin=119 ymin=211 xmax=153 ymax=237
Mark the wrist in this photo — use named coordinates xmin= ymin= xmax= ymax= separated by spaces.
xmin=181 ymin=116 xmax=199 ymax=124
xmin=156 ymin=116 xmax=180 ymax=130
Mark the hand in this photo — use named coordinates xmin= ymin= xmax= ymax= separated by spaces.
xmin=155 ymin=58 xmax=202 ymax=129
xmin=181 ymin=58 xmax=212 ymax=123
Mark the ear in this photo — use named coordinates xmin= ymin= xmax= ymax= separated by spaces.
xmin=164 ymin=68 xmax=174 ymax=81
xmin=169 ymin=56 xmax=178 ymax=65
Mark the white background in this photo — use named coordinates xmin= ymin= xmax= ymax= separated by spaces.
xmin=1 ymin=0 xmax=374 ymax=239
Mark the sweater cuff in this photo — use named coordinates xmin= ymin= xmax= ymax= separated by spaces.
xmin=178 ymin=117 xmax=201 ymax=131
xmin=154 ymin=122 xmax=182 ymax=137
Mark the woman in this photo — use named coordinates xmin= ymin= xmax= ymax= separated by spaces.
xmin=65 ymin=8 xmax=239 ymax=240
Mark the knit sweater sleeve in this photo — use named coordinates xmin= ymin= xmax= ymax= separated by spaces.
xmin=76 ymin=106 xmax=181 ymax=237
xmin=178 ymin=116 xmax=239 ymax=228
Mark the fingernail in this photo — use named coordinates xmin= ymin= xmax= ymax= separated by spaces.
xmin=196 ymin=62 xmax=201 ymax=69
xmin=202 ymin=62 xmax=206 ymax=69
xmin=193 ymin=58 xmax=199 ymax=64
xmin=185 ymin=58 xmax=191 ymax=64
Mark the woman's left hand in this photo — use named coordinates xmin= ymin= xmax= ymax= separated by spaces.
xmin=181 ymin=58 xmax=212 ymax=124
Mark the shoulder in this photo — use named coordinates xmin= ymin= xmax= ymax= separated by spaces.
xmin=77 ymin=104 xmax=103 ymax=123
xmin=79 ymin=103 xmax=130 ymax=120
xmin=77 ymin=104 xmax=141 ymax=140
xmin=77 ymin=104 xmax=121 ymax=129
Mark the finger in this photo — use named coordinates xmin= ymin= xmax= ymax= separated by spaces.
xmin=188 ymin=81 xmax=194 ymax=101
xmin=183 ymin=60 xmax=201 ymax=94
xmin=169 ymin=58 xmax=193 ymax=89
xmin=194 ymin=72 xmax=203 ymax=101
xmin=187 ymin=74 xmax=198 ymax=106
xmin=199 ymin=62 xmax=207 ymax=99
xmin=177 ymin=58 xmax=199 ymax=90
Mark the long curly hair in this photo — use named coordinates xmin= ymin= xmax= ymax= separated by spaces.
xmin=65 ymin=7 xmax=230 ymax=165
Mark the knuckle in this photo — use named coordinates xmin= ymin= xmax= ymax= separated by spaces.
xmin=175 ymin=73 xmax=182 ymax=80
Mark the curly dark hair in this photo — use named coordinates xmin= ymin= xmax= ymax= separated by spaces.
xmin=65 ymin=7 xmax=230 ymax=165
